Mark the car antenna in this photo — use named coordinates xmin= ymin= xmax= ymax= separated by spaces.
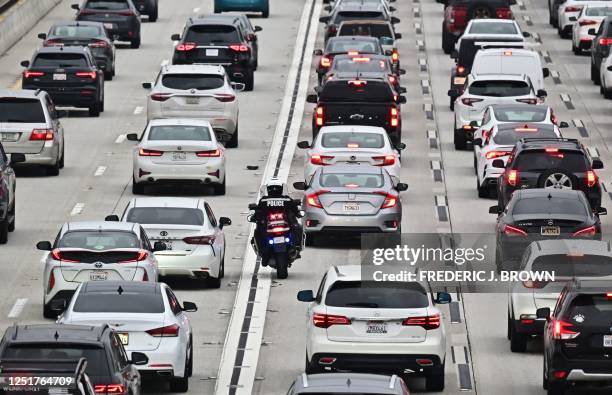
xmin=54 ymin=331 xmax=59 ymax=341
xmin=547 ymin=193 xmax=552 ymax=200
xmin=346 ymin=378 xmax=352 ymax=387
xmin=117 ymin=286 xmax=123 ymax=295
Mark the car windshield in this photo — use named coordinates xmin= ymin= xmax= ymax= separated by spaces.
xmin=468 ymin=22 xmax=518 ymax=34
xmin=148 ymin=125 xmax=212 ymax=141
xmin=0 ymin=98 xmax=45 ymax=123
xmin=319 ymin=81 xmax=394 ymax=102
xmin=73 ymin=292 xmax=165 ymax=313
xmin=469 ymin=80 xmax=530 ymax=97
xmin=58 ymin=231 xmax=139 ymax=250
xmin=585 ymin=6 xmax=612 ymax=16
xmin=3 ymin=345 xmax=109 ymax=376
xmin=327 ymin=40 xmax=380 ymax=54
xmin=319 ymin=172 xmax=383 ymax=188
xmin=338 ymin=24 xmax=393 ymax=39
xmin=185 ymin=25 xmax=240 ymax=44
xmin=332 ymin=57 xmax=389 ymax=72
xmin=320 ymin=132 xmax=385 ymax=149
xmin=531 ymin=255 xmax=612 ymax=277
xmin=325 ymin=281 xmax=429 ymax=308
xmin=32 ymin=53 xmax=88 ymax=68
xmin=512 ymin=196 xmax=588 ymax=216
xmin=51 ymin=25 xmax=103 ymax=38
xmin=334 ymin=11 xmax=385 ymax=24
xmin=161 ymin=74 xmax=225 ymax=90
xmin=84 ymin=0 xmax=128 ymax=10
xmin=492 ymin=127 xmax=557 ymax=145
xmin=126 ymin=207 xmax=205 ymax=226
xmin=494 ymin=107 xmax=547 ymax=122
xmin=514 ymin=151 xmax=589 ymax=172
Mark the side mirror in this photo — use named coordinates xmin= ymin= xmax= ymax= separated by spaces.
xmin=395 ymin=32 xmax=402 ymax=39
xmin=231 ymin=82 xmax=246 ymax=92
xmin=396 ymin=142 xmax=406 ymax=150
xmin=448 ymin=88 xmax=459 ymax=97
xmin=542 ymin=67 xmax=550 ymax=78
xmin=50 ymin=299 xmax=67 ymax=312
xmin=489 ymin=205 xmax=501 ymax=214
xmin=537 ymin=89 xmax=548 ymax=97
xmin=319 ymin=16 xmax=330 ymax=23
xmin=593 ymin=158 xmax=604 ymax=169
xmin=254 ymin=26 xmax=263 ymax=32
xmin=297 ymin=290 xmax=315 ymax=302
xmin=469 ymin=120 xmax=479 ymax=128
xmin=396 ymin=182 xmax=408 ymax=192
xmin=536 ymin=307 xmax=551 ymax=320
xmin=38 ymin=33 xmax=47 ymax=40
xmin=390 ymin=6 xmax=397 ymax=12
xmin=559 ymin=121 xmax=569 ymax=128
xmin=36 ymin=241 xmax=52 ymax=251
xmin=588 ymin=28 xmax=596 ymax=35
xmin=248 ymin=203 xmax=258 ymax=210
xmin=491 ymin=159 xmax=505 ymax=168
xmin=153 ymin=241 xmax=167 ymax=252
xmin=171 ymin=33 xmax=181 ymax=41
xmin=435 ymin=291 xmax=452 ymax=304
xmin=219 ymin=217 xmax=232 ymax=229
xmin=297 ymin=140 xmax=311 ymax=149
xmin=522 ymin=31 xmax=531 ymax=38
xmin=398 ymin=68 xmax=406 ymax=75
xmin=385 ymin=49 xmax=393 ymax=56
xmin=129 ymin=352 xmax=149 ymax=366
xmin=397 ymin=96 xmax=407 ymax=104
xmin=126 ymin=133 xmax=139 ymax=141
xmin=246 ymin=33 xmax=256 ymax=42
xmin=10 ymin=153 xmax=25 ymax=165
xmin=324 ymin=5 xmax=332 ymax=11
xmin=399 ymin=87 xmax=407 ymax=94
xmin=313 ymin=49 xmax=323 ymax=56
xmin=182 ymin=301 xmax=198 ymax=312
xmin=105 ymin=215 xmax=119 ymax=222
xmin=597 ymin=207 xmax=608 ymax=216
xmin=293 ymin=181 xmax=306 ymax=191
xmin=142 ymin=82 xmax=152 ymax=89
xmin=71 ymin=4 xmax=80 ymax=10
xmin=306 ymin=94 xmax=318 ymax=103
xmin=450 ymin=50 xmax=458 ymax=59
xmin=20 ymin=60 xmax=30 ymax=68
xmin=473 ymin=138 xmax=483 ymax=147
xmin=391 ymin=16 xmax=400 ymax=24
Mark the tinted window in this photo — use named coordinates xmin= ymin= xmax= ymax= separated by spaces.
xmin=319 ymin=172 xmax=383 ymax=188
xmin=84 ymin=0 xmax=129 ymax=10
xmin=148 ymin=125 xmax=212 ymax=141
xmin=0 ymin=98 xmax=45 ymax=123
xmin=531 ymin=255 xmax=612 ymax=276
xmin=494 ymin=107 xmax=547 ymax=122
xmin=338 ymin=24 xmax=393 ymax=38
xmin=3 ymin=346 xmax=109 ymax=376
xmin=161 ymin=74 xmax=225 ymax=90
xmin=585 ymin=6 xmax=612 ymax=16
xmin=469 ymin=80 xmax=530 ymax=97
xmin=492 ymin=127 xmax=557 ymax=145
xmin=126 ymin=207 xmax=205 ymax=226
xmin=185 ymin=25 xmax=240 ymax=44
xmin=512 ymin=196 xmax=588 ymax=216
xmin=51 ymin=25 xmax=103 ymax=38
xmin=458 ymin=38 xmax=523 ymax=69
xmin=325 ymin=281 xmax=429 ymax=308
xmin=468 ymin=22 xmax=518 ymax=34
xmin=331 ymin=57 xmax=389 ymax=73
xmin=320 ymin=132 xmax=385 ymax=148
xmin=327 ymin=40 xmax=380 ymax=54
xmin=33 ymin=53 xmax=88 ymax=68
xmin=73 ymin=292 xmax=165 ymax=313
xmin=320 ymin=81 xmax=394 ymax=102
xmin=567 ymin=294 xmax=612 ymax=323
xmin=58 ymin=231 xmax=139 ymax=250
xmin=514 ymin=151 xmax=589 ymax=172
xmin=334 ymin=11 xmax=385 ymax=23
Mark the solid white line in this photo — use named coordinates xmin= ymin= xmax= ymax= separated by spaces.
xmin=70 ymin=203 xmax=85 ymax=216
xmin=115 ymin=134 xmax=126 ymax=144
xmin=133 ymin=106 xmax=144 ymax=115
xmin=94 ymin=166 xmax=107 ymax=176
xmin=8 ymin=298 xmax=28 ymax=318
xmin=173 ymin=40 xmax=178 ymax=47
xmin=214 ymin=1 xmax=321 ymax=393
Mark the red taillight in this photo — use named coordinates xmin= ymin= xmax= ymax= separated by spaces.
xmin=507 ymin=169 xmax=518 ymax=186
xmin=503 ymin=224 xmax=527 ymax=236
xmin=75 ymin=71 xmax=97 ymax=80
xmin=587 ymin=170 xmax=597 ymax=187
xmin=51 ymin=249 xmax=80 ymax=263
xmin=176 ymin=42 xmax=197 ymax=51
xmin=572 ymin=225 xmax=597 ymax=237
xmin=196 ymin=149 xmax=221 ymax=157
xmin=118 ymin=250 xmax=148 ymax=263
xmin=320 ymin=56 xmax=331 ymax=68
xmin=306 ymin=191 xmax=328 ymax=208
xmin=402 ymin=313 xmax=440 ymax=330
xmin=89 ymin=40 xmax=109 ymax=48
xmin=545 ymin=148 xmax=559 ymax=153
xmin=388 ymin=75 xmax=397 ymax=85
xmin=353 ymin=57 xmax=370 ymax=62
xmin=146 ymin=324 xmax=180 ymax=337
xmin=579 ymin=19 xmax=598 ymax=26
xmin=44 ymin=39 xmax=63 ymax=47
xmin=522 ymin=279 xmax=547 ymax=289
xmin=30 ymin=129 xmax=54 ymax=141
xmin=553 ymin=371 xmax=568 ymax=379
xmin=375 ymin=191 xmax=398 ymax=209
xmin=139 ymin=148 xmax=163 ymax=157
xmin=515 ymin=127 xmax=538 ymax=132
xmin=485 ymin=151 xmax=510 ymax=160
xmin=214 ymin=94 xmax=236 ymax=102
xmin=456 ymin=65 xmax=465 ymax=74
xmin=348 ymin=80 xmax=367 ymax=86
xmin=183 ymin=236 xmax=215 ymax=245
xmin=150 ymin=93 xmax=171 ymax=102
xmin=117 ymin=10 xmax=135 ymax=16
xmin=391 ymin=49 xmax=399 ymax=63
xmin=328 ymin=25 xmax=337 ymax=35
xmin=78 ymin=9 xmax=95 ymax=16
xmin=268 ymin=212 xmax=285 ymax=221
xmin=390 ymin=107 xmax=399 ymax=127
xmin=229 ymin=44 xmax=249 ymax=52
xmin=482 ymin=127 xmax=493 ymax=141
xmin=565 ymin=5 xmax=582 ymax=12
xmin=495 ymin=7 xmax=512 ymax=18
xmin=347 ymin=51 xmax=359 ymax=56
xmin=553 ymin=320 xmax=580 ymax=340
xmin=315 ymin=106 xmax=325 ymax=126
xmin=516 ymin=98 xmax=537 ymax=104
xmin=310 ymin=154 xmax=334 ymax=165
xmin=23 ymin=71 xmax=44 ymax=78
xmin=600 ymin=38 xmax=612 ymax=45
xmin=461 ymin=97 xmax=484 ymax=107
xmin=313 ymin=313 xmax=351 ymax=328
xmin=449 ymin=6 xmax=468 ymax=30
xmin=142 ymin=270 xmax=149 ymax=282
xmin=372 ymin=155 xmax=396 ymax=166
xmin=48 ymin=270 xmax=55 ymax=292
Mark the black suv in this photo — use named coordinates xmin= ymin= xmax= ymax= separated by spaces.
xmin=72 ymin=0 xmax=142 ymax=48
xmin=496 ymin=138 xmax=604 ymax=209
xmin=171 ymin=15 xmax=256 ymax=90
xmin=319 ymin=3 xmax=399 ymax=43
xmin=21 ymin=46 xmax=105 ymax=117
xmin=0 ymin=324 xmax=148 ymax=395
xmin=590 ymin=16 xmax=612 ymax=84
xmin=0 ymin=143 xmax=23 ymax=244
xmin=539 ymin=279 xmax=612 ymax=395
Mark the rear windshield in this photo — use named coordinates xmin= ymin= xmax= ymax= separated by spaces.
xmin=319 ymin=172 xmax=383 ymax=188
xmin=334 ymin=11 xmax=385 ymax=24
xmin=531 ymin=255 xmax=612 ymax=276
xmin=0 ymin=98 xmax=45 ymax=123
xmin=469 ymin=80 xmax=530 ymax=97
xmin=58 ymin=231 xmax=139 ymax=250
xmin=493 ymin=107 xmax=547 ymax=122
xmin=492 ymin=127 xmax=557 ymax=145
xmin=458 ymin=38 xmax=524 ymax=68
xmin=161 ymin=74 xmax=225 ymax=90
xmin=512 ymin=197 xmax=588 ymax=216
xmin=320 ymin=81 xmax=393 ymax=102
xmin=185 ymin=25 xmax=239 ymax=44
xmin=327 ymin=40 xmax=380 ymax=54
xmin=84 ymin=0 xmax=129 ymax=10
xmin=567 ymin=294 xmax=612 ymax=323
xmin=321 ymin=132 xmax=385 ymax=149
xmin=325 ymin=281 xmax=429 ymax=308
xmin=148 ymin=125 xmax=212 ymax=141
xmin=468 ymin=22 xmax=518 ymax=34
xmin=585 ymin=6 xmax=612 ymax=16
xmin=3 ymin=345 xmax=109 ymax=376
xmin=73 ymin=292 xmax=165 ymax=313
xmin=33 ymin=53 xmax=88 ymax=68
xmin=338 ymin=24 xmax=393 ymax=39
xmin=514 ymin=151 xmax=589 ymax=172
xmin=51 ymin=25 xmax=103 ymax=38
xmin=331 ymin=57 xmax=389 ymax=73
xmin=126 ymin=207 xmax=205 ymax=226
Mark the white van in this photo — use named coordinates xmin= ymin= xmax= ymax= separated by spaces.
xmin=471 ymin=48 xmax=550 ymax=92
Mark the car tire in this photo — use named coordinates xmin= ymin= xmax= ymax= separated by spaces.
xmin=442 ymin=25 xmax=454 ymax=54
xmin=244 ymin=69 xmax=254 ymax=91
xmin=305 ymin=354 xmax=322 ymax=374
xmin=104 ymin=70 xmax=113 ymax=81
xmin=605 ymin=87 xmax=612 ymax=99
xmin=449 ymin=96 xmax=455 ymax=111
xmin=276 ymin=253 xmax=289 ymax=279
xmin=42 ymin=302 xmax=57 ymax=319
xmin=149 ymin=6 xmax=158 ymax=22
xmin=8 ymin=202 xmax=15 ymax=232
xmin=305 ymin=233 xmax=317 ymax=247
xmin=132 ymin=177 xmax=145 ymax=195
xmin=207 ymin=274 xmax=221 ymax=288
xmin=473 ymin=155 xmax=477 ymax=174
xmin=46 ymin=162 xmax=60 ymax=176
xmin=510 ymin=319 xmax=528 ymax=352
xmin=213 ymin=176 xmax=226 ymax=196
xmin=572 ymin=43 xmax=581 ymax=55
xmin=130 ymin=37 xmax=141 ymax=49
xmin=425 ymin=362 xmax=445 ymax=392
xmin=59 ymin=145 xmax=65 ymax=169
xmin=507 ymin=312 xmax=512 ymax=340
xmin=169 ymin=372 xmax=188 ymax=393
xmin=543 ymin=356 xmax=549 ymax=389
xmin=454 ymin=129 xmax=467 ymax=150
xmin=549 ymin=9 xmax=554 ymax=25
xmin=88 ymin=102 xmax=101 ymax=117
xmin=187 ymin=339 xmax=193 ymax=377
xmin=495 ymin=248 xmax=502 ymax=273
xmin=592 ymin=64 xmax=600 ymax=84
xmin=547 ymin=382 xmax=566 ymax=395
xmin=477 ymin=179 xmax=488 ymax=198
xmin=226 ymin=124 xmax=238 ymax=148
xmin=262 ymin=3 xmax=269 ymax=18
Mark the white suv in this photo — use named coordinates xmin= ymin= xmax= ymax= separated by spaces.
xmin=143 ymin=64 xmax=243 ymax=148
xmin=297 ymin=265 xmax=449 ymax=392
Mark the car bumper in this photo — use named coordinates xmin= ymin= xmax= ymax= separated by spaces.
xmin=550 ymin=351 xmax=612 ymax=386
xmin=154 ymin=250 xmax=221 ymax=278
xmin=133 ymin=159 xmax=225 ymax=184
xmin=304 ymin=209 xmax=401 ymax=233
xmin=4 ymin=144 xmax=60 ymax=166
xmin=128 ymin=340 xmax=185 ymax=378
xmin=23 ymin=84 xmax=99 ymax=107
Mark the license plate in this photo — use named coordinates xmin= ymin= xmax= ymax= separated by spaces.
xmin=89 ymin=271 xmax=108 ymax=281
xmin=366 ymin=321 xmax=387 ymax=334
xmin=273 ymin=236 xmax=285 ymax=244
xmin=453 ymin=77 xmax=466 ymax=85
xmin=1 ymin=133 xmax=19 ymax=141
xmin=604 ymin=335 xmax=612 ymax=347
xmin=206 ymin=49 xmax=219 ymax=56
xmin=117 ymin=333 xmax=129 ymax=345
xmin=172 ymin=152 xmax=186 ymax=161
xmin=186 ymin=97 xmax=199 ymax=104
xmin=541 ymin=226 xmax=560 ymax=236
xmin=343 ymin=203 xmax=360 ymax=213
xmin=104 ymin=23 xmax=116 ymax=30
xmin=53 ymin=73 xmax=66 ymax=81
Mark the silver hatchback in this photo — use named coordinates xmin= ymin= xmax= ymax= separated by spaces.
xmin=295 ymin=163 xmax=407 ymax=245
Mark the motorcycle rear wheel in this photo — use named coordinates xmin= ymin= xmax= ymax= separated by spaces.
xmin=275 ymin=253 xmax=289 ymax=279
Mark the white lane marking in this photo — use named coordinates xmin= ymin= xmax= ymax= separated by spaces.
xmin=115 ymin=134 xmax=126 ymax=144
xmin=214 ymin=0 xmax=321 ymax=393
xmin=71 ymin=203 xmax=85 ymax=216
xmin=8 ymin=298 xmax=28 ymax=318
xmin=427 ymin=129 xmax=437 ymax=139
xmin=573 ymin=118 xmax=584 ymax=128
xmin=435 ymin=195 xmax=447 ymax=207
xmin=193 ymin=7 xmax=200 ymax=13
xmin=94 ymin=166 xmax=107 ymax=176
xmin=550 ymin=70 xmax=560 ymax=78
xmin=133 ymin=106 xmax=144 ymax=115
xmin=516 ymin=0 xmax=524 ymax=7
xmin=560 ymin=93 xmax=571 ymax=102
xmin=431 ymin=160 xmax=442 ymax=170
xmin=453 ymin=345 xmax=467 ymax=364
xmin=160 ymin=59 xmax=169 ymax=67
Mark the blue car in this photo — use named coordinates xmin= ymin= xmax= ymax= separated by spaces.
xmin=214 ymin=0 xmax=270 ymax=18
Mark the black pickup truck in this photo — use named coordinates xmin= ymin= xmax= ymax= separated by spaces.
xmin=306 ymin=76 xmax=406 ymax=144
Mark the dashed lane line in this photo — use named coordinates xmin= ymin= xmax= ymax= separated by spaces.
xmin=7 ymin=298 xmax=28 ymax=318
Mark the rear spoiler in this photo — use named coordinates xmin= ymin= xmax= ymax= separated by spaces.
xmin=473 ymin=41 xmax=539 ymax=49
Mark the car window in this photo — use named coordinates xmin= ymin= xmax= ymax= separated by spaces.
xmin=147 ymin=125 xmax=212 ymax=141
xmin=140 ymin=227 xmax=152 ymax=250
xmin=165 ymin=288 xmax=182 ymax=315
xmin=51 ymin=25 xmax=103 ymax=38
xmin=514 ymin=151 xmax=589 ymax=172
xmin=338 ymin=23 xmax=393 ymax=38
xmin=331 ymin=57 xmax=389 ymax=73
xmin=511 ymin=196 xmax=588 ymax=216
xmin=468 ymin=22 xmax=518 ymax=34
xmin=33 ymin=53 xmax=88 ymax=68
xmin=0 ymin=98 xmax=46 ymax=123
xmin=84 ymin=0 xmax=129 ymax=10
xmin=45 ymin=96 xmax=58 ymax=120
xmin=494 ymin=107 xmax=547 ymax=122
xmin=327 ymin=39 xmax=380 ymax=54
xmin=3 ymin=345 xmax=110 ymax=376
xmin=319 ymin=80 xmax=394 ymax=102
xmin=492 ymin=127 xmax=557 ymax=145
xmin=186 ymin=25 xmax=240 ymax=43
xmin=469 ymin=80 xmax=531 ymax=97
xmin=58 ymin=231 xmax=140 ymax=250
xmin=315 ymin=274 xmax=328 ymax=303
xmin=109 ymin=333 xmax=128 ymax=371
xmin=325 ymin=281 xmax=429 ymax=308
xmin=0 ymin=145 xmax=6 ymax=167
xmin=319 ymin=172 xmax=383 ymax=188
xmin=161 ymin=74 xmax=225 ymax=90
xmin=320 ymin=132 xmax=385 ymax=149
xmin=126 ymin=207 xmax=206 ymax=226
xmin=73 ymin=291 xmax=165 ymax=313
xmin=585 ymin=6 xmax=612 ymax=16
xmin=531 ymin=255 xmax=612 ymax=277
xmin=205 ymin=203 xmax=218 ymax=227
xmin=482 ymin=109 xmax=490 ymax=124
xmin=566 ymin=294 xmax=612 ymax=323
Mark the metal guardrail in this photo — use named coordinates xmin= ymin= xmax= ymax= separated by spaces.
xmin=0 ymin=0 xmax=17 ymax=14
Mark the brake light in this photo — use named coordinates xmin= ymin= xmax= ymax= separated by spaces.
xmin=118 ymin=250 xmax=148 ymax=263
xmin=229 ymin=44 xmax=249 ymax=52
xmin=515 ymin=127 xmax=538 ymax=132
xmin=545 ymin=148 xmax=559 ymax=153
xmin=313 ymin=313 xmax=351 ymax=328
xmin=572 ymin=225 xmax=597 ymax=237
xmin=587 ymin=170 xmax=597 ymax=187
xmin=503 ymin=51 xmax=513 ymax=56
xmin=485 ymin=151 xmax=510 ymax=160
xmin=306 ymin=191 xmax=328 ymax=208
xmin=565 ymin=5 xmax=582 ymax=12
xmin=353 ymin=57 xmax=370 ymax=62
xmin=482 ymin=127 xmax=493 ymax=141
xmin=496 ymin=7 xmax=512 ymax=18
xmin=449 ymin=6 xmax=468 ymax=31
xmin=183 ymin=236 xmax=216 ymax=245
xmin=347 ymin=143 xmax=359 ymax=148
xmin=23 ymin=71 xmax=44 ymax=78
xmin=78 ymin=10 xmax=95 ymax=16
xmin=196 ymin=149 xmax=221 ymax=157
xmin=175 ymin=42 xmax=196 ymax=51
xmin=30 ymin=129 xmax=54 ymax=141
xmin=348 ymin=80 xmax=367 ymax=86
xmin=461 ymin=97 xmax=483 ymax=106
xmin=89 ymin=40 xmax=108 ymax=48
xmin=390 ymin=107 xmax=399 ymax=127
xmin=344 ymin=183 xmax=359 ymax=188
xmin=375 ymin=191 xmax=398 ymax=209
xmin=553 ymin=319 xmax=580 ymax=340
xmin=507 ymin=169 xmax=518 ymax=186
xmin=310 ymin=154 xmax=334 ymax=165
xmin=75 ymin=71 xmax=97 ymax=79
xmin=388 ymin=75 xmax=396 ymax=84
xmin=214 ymin=94 xmax=236 ymax=102
xmin=347 ymin=51 xmax=359 ymax=56
xmin=600 ymin=38 xmax=612 ymax=45
xmin=456 ymin=65 xmax=465 ymax=74
xmin=403 ymin=313 xmax=440 ymax=330
xmin=142 ymin=270 xmax=149 ymax=282
xmin=139 ymin=148 xmax=163 ymax=156
xmin=95 ymin=384 xmax=126 ymax=394
xmin=150 ymin=93 xmax=171 ymax=102
xmin=516 ymin=98 xmax=537 ymax=104
xmin=48 ymin=270 xmax=55 ymax=292
xmin=268 ymin=212 xmax=285 ymax=221
xmin=372 ymin=155 xmax=396 ymax=166
xmin=391 ymin=49 xmax=399 ymax=63
xmin=315 ymin=106 xmax=325 ymax=126
xmin=320 ymin=56 xmax=331 ymax=68
xmin=51 ymin=249 xmax=80 ymax=263
xmin=146 ymin=324 xmax=180 ymax=337
xmin=503 ymin=224 xmax=527 ymax=236
xmin=327 ymin=25 xmax=337 ymax=35
xmin=579 ymin=19 xmax=598 ymax=26
xmin=606 ymin=292 xmax=612 ymax=299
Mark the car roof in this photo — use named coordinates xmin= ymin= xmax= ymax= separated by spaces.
xmin=63 ymin=221 xmax=138 ymax=232
xmin=295 ymin=373 xmax=401 ymax=394
xmin=81 ymin=281 xmax=161 ymax=294
xmin=328 ymin=36 xmax=380 ymax=44
xmin=321 ymin=163 xmax=384 ymax=174
xmin=318 ymin=125 xmax=387 ymax=135
xmin=489 ymin=103 xmax=548 ymax=113
xmin=4 ymin=324 xmax=107 ymax=344
xmin=0 ymin=89 xmax=43 ymax=99
xmin=528 ymin=239 xmax=612 ymax=257
xmin=471 ymin=73 xmax=528 ymax=81
xmin=190 ymin=15 xmax=240 ymax=25
xmin=514 ymin=188 xmax=582 ymax=199
xmin=334 ymin=71 xmax=387 ymax=80
xmin=146 ymin=118 xmax=213 ymax=128
xmin=517 ymin=138 xmax=582 ymax=150
xmin=50 ymin=21 xmax=105 ymax=28
xmin=35 ymin=46 xmax=89 ymax=54
xmin=339 ymin=19 xmax=392 ymax=25
xmin=475 ymin=48 xmax=537 ymax=57
xmin=338 ymin=3 xmax=385 ymax=11
xmin=161 ymin=64 xmax=225 ymax=75
xmin=333 ymin=54 xmax=388 ymax=61
xmin=496 ymin=123 xmax=554 ymax=132
xmin=469 ymin=19 xmax=516 ymax=25
xmin=129 ymin=197 xmax=204 ymax=209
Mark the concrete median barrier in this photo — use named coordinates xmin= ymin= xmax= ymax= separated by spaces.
xmin=0 ymin=0 xmax=61 ymax=55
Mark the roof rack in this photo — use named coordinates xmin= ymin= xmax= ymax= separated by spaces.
xmin=519 ymin=137 xmax=579 ymax=143
xmin=389 ymin=374 xmax=398 ymax=389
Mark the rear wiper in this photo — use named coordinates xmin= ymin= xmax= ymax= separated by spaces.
xmin=3 ymin=119 xmax=26 ymax=123
xmin=345 ymin=302 xmax=379 ymax=308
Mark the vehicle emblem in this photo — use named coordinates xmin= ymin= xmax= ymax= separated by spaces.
xmin=105 ymin=14 xmax=109 ymax=18
xmin=350 ymin=114 xmax=365 ymax=120
xmin=94 ymin=262 xmax=103 ymax=269
xmin=572 ymin=314 xmax=585 ymax=323
xmin=160 ymin=231 xmax=168 ymax=236
xmin=110 ymin=323 xmax=124 ymax=327
xmin=350 ymin=155 xmax=356 ymax=161
xmin=190 ymin=89 xmax=196 ymax=94
xmin=547 ymin=219 xmax=554 ymax=226
xmin=177 ymin=146 xmax=182 ymax=151
xmin=374 ymin=311 xmax=380 ymax=317
xmin=348 ymin=193 xmax=356 ymax=200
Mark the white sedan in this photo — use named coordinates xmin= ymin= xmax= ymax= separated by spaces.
xmin=297 ymin=125 xmax=404 ymax=183
xmin=600 ymin=52 xmax=612 ymax=97
xmin=572 ymin=4 xmax=612 ymax=54
xmin=118 ymin=197 xmax=231 ymax=288
xmin=558 ymin=0 xmax=612 ymax=38
xmin=59 ymin=281 xmax=197 ymax=392
xmin=128 ymin=119 xmax=227 ymax=195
